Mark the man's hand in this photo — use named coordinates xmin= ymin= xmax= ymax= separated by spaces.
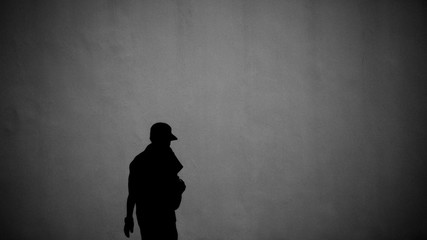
xmin=124 ymin=217 xmax=134 ymax=238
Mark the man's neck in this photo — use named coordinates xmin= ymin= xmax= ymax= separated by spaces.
xmin=150 ymin=142 xmax=171 ymax=149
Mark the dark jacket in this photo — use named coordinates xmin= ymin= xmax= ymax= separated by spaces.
xmin=128 ymin=143 xmax=185 ymax=221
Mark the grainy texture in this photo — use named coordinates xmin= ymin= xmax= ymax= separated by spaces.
xmin=1 ymin=1 xmax=426 ymax=239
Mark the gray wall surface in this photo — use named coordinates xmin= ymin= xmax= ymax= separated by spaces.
xmin=1 ymin=0 xmax=426 ymax=239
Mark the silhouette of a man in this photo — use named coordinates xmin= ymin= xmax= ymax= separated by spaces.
xmin=124 ymin=122 xmax=185 ymax=239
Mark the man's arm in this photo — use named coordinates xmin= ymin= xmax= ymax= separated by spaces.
xmin=126 ymin=164 xmax=136 ymax=218
xmin=126 ymin=195 xmax=136 ymax=219
xmin=124 ymin=164 xmax=136 ymax=238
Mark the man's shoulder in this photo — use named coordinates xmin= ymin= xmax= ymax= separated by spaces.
xmin=130 ymin=151 xmax=146 ymax=169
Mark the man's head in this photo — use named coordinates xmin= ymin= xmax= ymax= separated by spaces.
xmin=149 ymin=122 xmax=177 ymax=146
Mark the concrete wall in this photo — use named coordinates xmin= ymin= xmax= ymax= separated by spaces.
xmin=1 ymin=0 xmax=426 ymax=239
